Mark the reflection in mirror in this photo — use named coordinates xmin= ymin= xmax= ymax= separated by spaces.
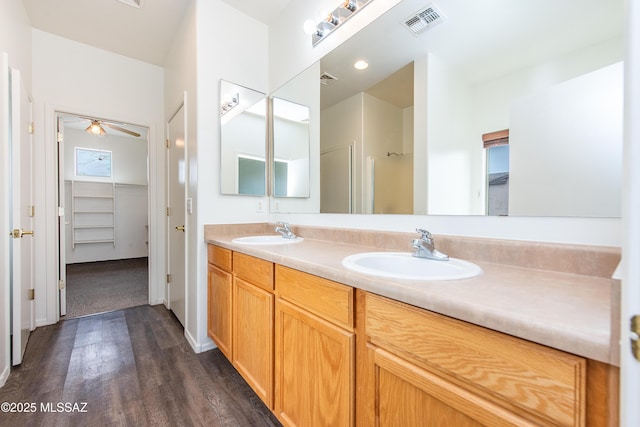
xmin=219 ymin=80 xmax=267 ymax=196
xmin=272 ymin=98 xmax=311 ymax=198
xmin=299 ymin=0 xmax=623 ymax=216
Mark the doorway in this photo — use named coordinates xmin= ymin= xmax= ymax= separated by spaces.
xmin=57 ymin=112 xmax=150 ymax=318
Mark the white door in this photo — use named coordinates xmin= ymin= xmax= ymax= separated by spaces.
xmin=57 ymin=116 xmax=67 ymax=316
xmin=167 ymin=103 xmax=186 ymax=326
xmin=621 ymin=0 xmax=640 ymax=423
xmin=10 ymin=68 xmax=34 ymax=365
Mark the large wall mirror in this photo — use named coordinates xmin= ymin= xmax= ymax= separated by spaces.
xmin=220 ymin=80 xmax=267 ymax=196
xmin=275 ymin=0 xmax=624 ymax=217
xmin=272 ymin=97 xmax=311 ymax=198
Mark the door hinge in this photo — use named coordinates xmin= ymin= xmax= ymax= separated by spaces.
xmin=166 ymin=207 xmax=170 ymax=216
xmin=166 ymin=139 xmax=171 ymax=149
xmin=29 ymin=122 xmax=34 ymax=134
xmin=631 ymin=315 xmax=640 ymax=361
xmin=167 ymin=274 xmax=171 ymax=283
xmin=58 ymin=280 xmax=65 ymax=290
xmin=28 ymin=289 xmax=35 ymax=300
xmin=57 ymin=132 xmax=63 ymax=143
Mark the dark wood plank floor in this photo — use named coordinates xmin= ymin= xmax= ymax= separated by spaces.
xmin=0 ymin=305 xmax=281 ymax=427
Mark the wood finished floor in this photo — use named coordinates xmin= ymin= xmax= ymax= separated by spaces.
xmin=0 ymin=304 xmax=281 ymax=427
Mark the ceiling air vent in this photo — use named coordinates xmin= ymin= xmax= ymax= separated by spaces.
xmin=320 ymin=72 xmax=339 ymax=86
xmin=403 ymin=3 xmax=446 ymax=36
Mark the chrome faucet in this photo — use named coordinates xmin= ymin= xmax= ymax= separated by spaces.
xmin=274 ymin=221 xmax=297 ymax=239
xmin=411 ymin=229 xmax=449 ymax=261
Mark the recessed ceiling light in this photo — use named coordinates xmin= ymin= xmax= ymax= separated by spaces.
xmin=354 ymin=60 xmax=369 ymax=70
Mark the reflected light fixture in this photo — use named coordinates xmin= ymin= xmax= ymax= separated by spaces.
xmin=354 ymin=59 xmax=369 ymax=70
xmin=306 ymin=0 xmax=373 ymax=46
xmin=86 ymin=120 xmax=106 ymax=136
xmin=220 ymin=93 xmax=240 ymax=116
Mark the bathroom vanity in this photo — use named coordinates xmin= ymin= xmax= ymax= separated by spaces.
xmin=205 ymin=223 xmax=620 ymax=427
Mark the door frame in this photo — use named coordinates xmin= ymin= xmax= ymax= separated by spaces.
xmin=51 ymin=107 xmax=155 ymax=319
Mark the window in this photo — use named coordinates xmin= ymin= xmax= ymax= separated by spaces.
xmin=75 ymin=148 xmax=112 ymax=178
xmin=483 ymin=130 xmax=509 ymax=216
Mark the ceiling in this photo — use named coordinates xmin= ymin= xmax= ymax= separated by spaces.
xmin=319 ymin=0 xmax=625 ymax=109
xmin=21 ymin=0 xmax=289 ymax=66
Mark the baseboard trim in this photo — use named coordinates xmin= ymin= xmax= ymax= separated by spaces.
xmin=184 ymin=329 xmax=216 ymax=354
xmin=0 ymin=363 xmax=10 ymax=388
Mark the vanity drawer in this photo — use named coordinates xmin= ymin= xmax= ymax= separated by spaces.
xmin=275 ymin=265 xmax=353 ymax=330
xmin=365 ymin=293 xmax=586 ymax=427
xmin=208 ymin=245 xmax=232 ymax=272
xmin=234 ymin=252 xmax=274 ymax=292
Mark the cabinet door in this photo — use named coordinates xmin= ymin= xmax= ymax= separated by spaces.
xmin=233 ymin=277 xmax=274 ymax=408
xmin=275 ymin=299 xmax=354 ymax=427
xmin=208 ymin=263 xmax=232 ymax=360
xmin=373 ymin=348 xmax=538 ymax=427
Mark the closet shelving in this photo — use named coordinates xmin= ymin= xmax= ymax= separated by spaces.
xmin=71 ymin=181 xmax=116 ymax=248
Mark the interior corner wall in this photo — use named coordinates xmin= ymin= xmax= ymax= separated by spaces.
xmin=268 ymin=0 xmax=403 ymax=92
xmin=193 ymin=0 xmax=269 ymax=351
xmin=32 ymin=30 xmax=165 ymax=326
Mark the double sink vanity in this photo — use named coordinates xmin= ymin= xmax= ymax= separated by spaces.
xmin=205 ymin=222 xmax=620 ymax=426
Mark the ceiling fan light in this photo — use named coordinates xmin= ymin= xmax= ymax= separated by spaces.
xmin=86 ymin=122 xmax=106 ymax=136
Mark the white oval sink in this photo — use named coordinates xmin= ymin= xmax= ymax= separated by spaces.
xmin=232 ymin=235 xmax=304 ymax=245
xmin=342 ymin=252 xmax=482 ymax=281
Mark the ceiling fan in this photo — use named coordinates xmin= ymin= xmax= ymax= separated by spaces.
xmin=83 ymin=118 xmax=141 ymax=138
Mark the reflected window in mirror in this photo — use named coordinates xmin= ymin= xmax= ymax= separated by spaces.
xmin=220 ymin=80 xmax=267 ymax=196
xmin=484 ymin=130 xmax=509 ymax=216
xmin=272 ymin=97 xmax=311 ymax=198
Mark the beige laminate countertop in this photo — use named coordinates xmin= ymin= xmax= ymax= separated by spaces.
xmin=206 ymin=227 xmax=618 ymax=366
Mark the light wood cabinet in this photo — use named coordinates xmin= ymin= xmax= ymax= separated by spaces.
xmin=207 ymin=246 xmax=233 ymax=360
xmin=232 ymin=253 xmax=275 ymax=408
xmin=363 ymin=293 xmax=591 ymax=427
xmin=275 ymin=265 xmax=355 ymax=427
xmin=207 ymin=245 xmax=617 ymax=427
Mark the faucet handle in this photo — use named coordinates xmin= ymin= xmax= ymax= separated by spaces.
xmin=416 ymin=228 xmax=433 ymax=241
xmin=275 ymin=221 xmax=291 ymax=231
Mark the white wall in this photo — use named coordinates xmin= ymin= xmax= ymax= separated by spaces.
xmin=424 ymin=54 xmax=479 ymax=215
xmin=221 ymin=112 xmax=267 ymax=194
xmin=187 ymin=0 xmax=269 ymax=352
xmin=510 ymin=63 xmax=623 ymax=217
xmin=63 ymin=128 xmax=148 ymax=184
xmin=0 ymin=0 xmax=32 ymax=88
xmin=32 ymin=30 xmax=166 ymax=326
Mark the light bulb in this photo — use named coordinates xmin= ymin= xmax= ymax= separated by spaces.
xmin=303 ymin=19 xmax=317 ymax=35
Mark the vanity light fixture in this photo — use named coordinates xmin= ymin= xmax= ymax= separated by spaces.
xmin=220 ymin=93 xmax=239 ymax=116
xmin=354 ymin=59 xmax=369 ymax=70
xmin=307 ymin=0 xmax=374 ymax=46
